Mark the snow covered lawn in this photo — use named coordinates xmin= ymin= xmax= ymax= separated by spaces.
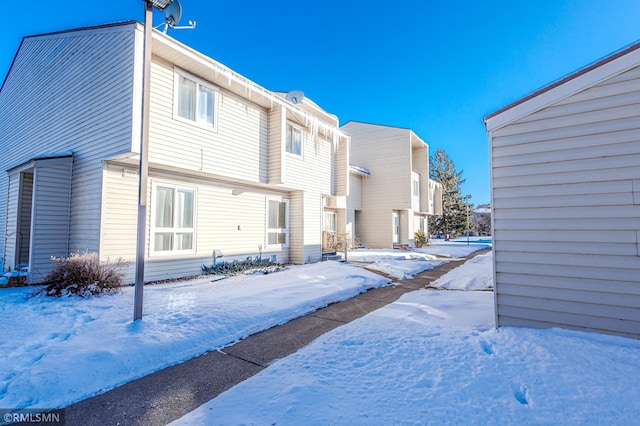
xmin=0 ymin=262 xmax=389 ymax=409
xmin=430 ymin=251 xmax=493 ymax=290
xmin=173 ymin=251 xmax=640 ymax=425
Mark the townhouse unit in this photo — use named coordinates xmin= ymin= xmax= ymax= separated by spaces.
xmin=339 ymin=121 xmax=442 ymax=249
xmin=0 ymin=22 xmax=349 ymax=283
xmin=485 ymin=41 xmax=640 ymax=338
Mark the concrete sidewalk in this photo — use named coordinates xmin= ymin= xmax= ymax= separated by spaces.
xmin=65 ymin=249 xmax=491 ymax=426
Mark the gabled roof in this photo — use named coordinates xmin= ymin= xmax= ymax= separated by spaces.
xmin=341 ymin=120 xmax=429 ymax=149
xmin=484 ymin=40 xmax=640 ymax=132
xmin=1 ymin=21 xmax=137 ymax=92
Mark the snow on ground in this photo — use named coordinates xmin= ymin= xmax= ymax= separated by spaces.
xmin=173 ymin=251 xmax=640 ymax=426
xmin=0 ymin=262 xmax=388 ymax=409
xmin=414 ymin=237 xmax=491 ymax=258
xmin=345 ymin=238 xmax=490 ymax=280
xmin=364 ymin=258 xmax=447 ymax=279
xmin=430 ymin=251 xmax=493 ymax=290
xmin=346 ymin=249 xmax=439 ymax=263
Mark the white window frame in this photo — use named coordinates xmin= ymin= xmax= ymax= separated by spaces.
xmin=266 ymin=196 xmax=289 ymax=248
xmin=413 ymin=179 xmax=420 ymax=196
xmin=150 ymin=182 xmax=197 ymax=256
xmin=285 ymin=122 xmax=304 ymax=158
xmin=324 ymin=211 xmax=337 ymax=233
xmin=173 ymin=68 xmax=218 ymax=131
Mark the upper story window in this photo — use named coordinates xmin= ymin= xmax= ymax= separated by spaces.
xmin=151 ymin=183 xmax=196 ymax=255
xmin=286 ymin=123 xmax=303 ymax=157
xmin=413 ymin=179 xmax=420 ymax=196
xmin=175 ymin=70 xmax=217 ymax=130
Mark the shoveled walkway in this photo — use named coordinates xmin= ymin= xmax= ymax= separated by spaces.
xmin=65 ymin=248 xmax=491 ymax=426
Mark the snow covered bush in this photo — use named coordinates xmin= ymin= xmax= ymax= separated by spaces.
xmin=39 ymin=252 xmax=128 ymax=297
xmin=202 ymin=257 xmax=284 ymax=276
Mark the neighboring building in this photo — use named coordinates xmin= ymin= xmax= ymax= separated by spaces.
xmin=471 ymin=204 xmax=491 ymax=236
xmin=0 ymin=22 xmax=349 ymax=283
xmin=484 ymin=41 xmax=640 ymax=338
xmin=339 ymin=121 xmax=442 ymax=249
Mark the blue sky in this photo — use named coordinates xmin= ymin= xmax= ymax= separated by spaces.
xmin=2 ymin=1 xmax=640 ymax=204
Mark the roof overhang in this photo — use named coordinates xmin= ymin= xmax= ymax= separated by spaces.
xmin=147 ymin=25 xmax=348 ymax=141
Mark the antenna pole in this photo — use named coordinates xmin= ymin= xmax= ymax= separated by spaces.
xmin=134 ymin=1 xmax=153 ymax=321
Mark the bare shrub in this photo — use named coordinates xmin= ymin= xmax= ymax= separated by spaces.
xmin=414 ymin=230 xmax=427 ymax=248
xmin=39 ymin=252 xmax=128 ymax=297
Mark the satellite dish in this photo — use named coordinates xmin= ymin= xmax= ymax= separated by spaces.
xmin=164 ymin=0 xmax=183 ymax=28
xmin=286 ymin=90 xmax=304 ymax=105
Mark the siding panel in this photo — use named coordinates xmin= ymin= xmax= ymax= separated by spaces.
xmin=489 ymin=63 xmax=640 ymax=338
xmin=0 ymin=23 xmax=137 ymax=276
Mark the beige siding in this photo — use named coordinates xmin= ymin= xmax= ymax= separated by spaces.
xmin=102 ymin=163 xmax=290 ymax=282
xmin=490 ymin=64 xmax=640 ymax=338
xmin=335 ymin=137 xmax=349 ymax=197
xmin=0 ymin=23 xmax=138 ymax=275
xmin=345 ymin=174 xmax=363 ymax=239
xmin=268 ymin=104 xmax=285 ymax=184
xmin=289 ymin=191 xmax=305 ymax=264
xmin=342 ymin=122 xmax=412 ymax=248
xmin=147 ymin=58 xmax=269 ymax=184
xmin=288 ymin=190 xmax=322 ymax=264
xmin=282 ymin=121 xmax=335 ymax=195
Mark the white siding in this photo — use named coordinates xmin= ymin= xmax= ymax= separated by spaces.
xmin=0 ymin=23 xmax=138 ymax=276
xmin=489 ymin=64 xmax=640 ymax=338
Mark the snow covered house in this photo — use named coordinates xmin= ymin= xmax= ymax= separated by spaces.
xmin=339 ymin=121 xmax=442 ymax=249
xmin=484 ymin=42 xmax=640 ymax=338
xmin=0 ymin=22 xmax=349 ymax=283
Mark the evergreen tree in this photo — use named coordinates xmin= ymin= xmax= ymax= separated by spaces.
xmin=428 ymin=149 xmax=472 ymax=240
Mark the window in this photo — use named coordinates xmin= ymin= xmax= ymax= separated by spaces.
xmin=324 ymin=211 xmax=337 ymax=233
xmin=413 ymin=179 xmax=420 ymax=196
xmin=267 ymin=198 xmax=289 ymax=246
xmin=152 ymin=184 xmax=196 ymax=254
xmin=286 ymin=123 xmax=303 ymax=156
xmin=175 ymin=71 xmax=217 ymax=129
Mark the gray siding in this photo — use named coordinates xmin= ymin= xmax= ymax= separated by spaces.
xmin=3 ymin=174 xmax=19 ymax=270
xmin=29 ymin=158 xmax=73 ymax=282
xmin=0 ymin=23 xmax=138 ymax=275
xmin=489 ymin=64 xmax=640 ymax=338
xmin=17 ymin=172 xmax=34 ymax=265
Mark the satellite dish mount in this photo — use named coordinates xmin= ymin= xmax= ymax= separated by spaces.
xmin=286 ymin=90 xmax=304 ymax=105
xmin=162 ymin=0 xmax=196 ymax=33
